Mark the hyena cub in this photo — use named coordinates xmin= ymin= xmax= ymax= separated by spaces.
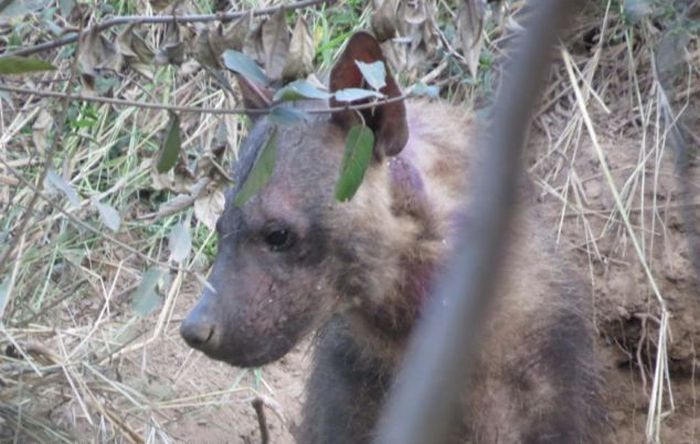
xmin=180 ymin=32 xmax=603 ymax=443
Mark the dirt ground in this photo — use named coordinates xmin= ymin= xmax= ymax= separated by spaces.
xmin=143 ymin=290 xmax=309 ymax=444
xmin=529 ymin=106 xmax=700 ymax=442
xmin=97 ymin=104 xmax=700 ymax=444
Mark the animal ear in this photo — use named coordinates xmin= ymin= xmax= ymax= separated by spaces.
xmin=330 ymin=32 xmax=408 ymax=158
xmin=236 ymin=74 xmax=273 ymax=120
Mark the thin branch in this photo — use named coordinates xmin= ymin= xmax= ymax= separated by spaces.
xmin=0 ymin=157 xmax=172 ymax=273
xmin=251 ymin=398 xmax=270 ymax=444
xmin=4 ymin=0 xmax=335 ymax=58
xmin=0 ymin=84 xmax=410 ymax=116
xmin=0 ymin=19 xmax=84 ymax=277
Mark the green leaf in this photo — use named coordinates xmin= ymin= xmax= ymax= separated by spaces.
xmin=0 ymin=0 xmax=49 ymax=18
xmin=273 ymin=79 xmax=332 ymax=102
xmin=45 ymin=170 xmax=81 ymax=208
xmin=335 ymin=125 xmax=374 ymax=202
xmin=411 ymin=82 xmax=440 ymax=98
xmin=168 ymin=222 xmax=192 ymax=263
xmin=334 ymin=88 xmax=384 ymax=103
xmin=58 ymin=0 xmax=75 ymax=16
xmin=0 ymin=277 xmax=10 ymax=318
xmin=93 ymin=199 xmax=121 ymax=232
xmin=623 ymin=0 xmax=653 ymax=23
xmin=222 ymin=50 xmax=270 ymax=86
xmin=355 ymin=60 xmax=386 ymax=91
xmin=269 ymin=105 xmax=309 ymax=125
xmin=131 ymin=267 xmax=164 ymax=317
xmin=156 ymin=112 xmax=181 ymax=173
xmin=235 ymin=127 xmax=278 ymax=208
xmin=0 ymin=55 xmax=56 ymax=75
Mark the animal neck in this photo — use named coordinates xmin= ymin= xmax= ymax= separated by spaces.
xmin=344 ymin=251 xmax=441 ymax=371
xmin=344 ymin=153 xmax=446 ymax=366
xmin=368 ymin=256 xmax=437 ymax=337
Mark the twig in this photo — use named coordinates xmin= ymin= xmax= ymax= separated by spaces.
xmin=10 ymin=280 xmax=88 ymax=327
xmin=4 ymin=0 xmax=335 ymax=58
xmin=562 ymin=201 xmax=700 ymax=218
xmin=252 ymin=397 xmax=270 ymax=444
xmin=0 ymin=157 xmax=172 ymax=272
xmin=0 ymin=84 xmax=410 ymax=116
xmin=0 ymin=19 xmax=84 ymax=278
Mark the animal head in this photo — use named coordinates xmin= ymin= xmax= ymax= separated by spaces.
xmin=180 ymin=32 xmax=415 ymax=367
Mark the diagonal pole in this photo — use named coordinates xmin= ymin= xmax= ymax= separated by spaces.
xmin=373 ymin=2 xmax=581 ymax=443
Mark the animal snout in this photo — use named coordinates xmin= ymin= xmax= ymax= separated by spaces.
xmin=180 ymin=315 xmax=218 ymax=351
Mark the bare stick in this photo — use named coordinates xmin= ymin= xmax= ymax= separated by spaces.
xmin=5 ymin=0 xmax=335 ymax=58
xmin=0 ymin=84 xmax=410 ymax=116
xmin=251 ymin=397 xmax=270 ymax=444
xmin=372 ymin=1 xmax=580 ymax=443
xmin=0 ymin=157 xmax=171 ymax=272
xmin=0 ymin=18 xmax=84 ymax=277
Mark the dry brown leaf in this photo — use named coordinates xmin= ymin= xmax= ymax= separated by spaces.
xmin=282 ymin=16 xmax=314 ymax=81
xmin=116 ymin=24 xmax=153 ymax=60
xmin=179 ymin=59 xmax=201 ymax=76
xmin=32 ymin=108 xmax=54 ymax=154
xmin=410 ymin=13 xmax=439 ymax=71
xmin=116 ymin=24 xmax=155 ymax=79
xmin=155 ymin=22 xmax=185 ymax=66
xmin=149 ymin=0 xmax=174 ymax=10
xmin=157 ymin=193 xmax=197 ymax=218
xmin=193 ymin=26 xmax=232 ymax=91
xmin=194 ymin=187 xmax=225 ymax=230
xmin=491 ymin=0 xmax=506 ymax=26
xmin=371 ymin=0 xmax=398 ymax=42
xmin=457 ymin=0 xmax=486 ymax=78
xmin=261 ymin=9 xmax=291 ymax=81
xmin=78 ymin=26 xmax=122 ymax=76
xmin=150 ymin=165 xmax=196 ymax=194
xmin=402 ymin=0 xmax=438 ymax=71
xmin=381 ymin=0 xmax=439 ymax=74
xmin=154 ymin=177 xmax=212 ymax=219
xmin=421 ymin=15 xmax=439 ymax=55
xmin=402 ymin=0 xmax=428 ymax=25
xmin=213 ymin=12 xmax=251 ymax=54
xmin=195 ymin=14 xmax=253 ymax=70
xmin=194 ymin=26 xmax=220 ymax=69
xmin=243 ymin=20 xmax=266 ymax=65
xmin=380 ymin=40 xmax=406 ymax=73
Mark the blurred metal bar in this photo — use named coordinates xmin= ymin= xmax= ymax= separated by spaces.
xmin=373 ymin=1 xmax=581 ymax=443
xmin=655 ymin=55 xmax=700 ymax=288
xmin=670 ymin=112 xmax=700 ymax=284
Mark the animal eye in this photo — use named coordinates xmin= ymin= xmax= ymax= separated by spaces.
xmin=264 ymin=228 xmax=293 ymax=251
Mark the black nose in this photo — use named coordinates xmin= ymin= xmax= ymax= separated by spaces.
xmin=180 ymin=317 xmax=216 ymax=350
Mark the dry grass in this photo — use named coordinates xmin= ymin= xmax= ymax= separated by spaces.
xmin=528 ymin=2 xmax=699 ymax=442
xmin=1 ymin=0 xmax=698 ymax=443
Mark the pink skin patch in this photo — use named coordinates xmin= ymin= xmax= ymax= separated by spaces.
xmin=386 ymin=151 xmax=440 ymax=321
xmin=388 ymin=156 xmax=428 ymax=218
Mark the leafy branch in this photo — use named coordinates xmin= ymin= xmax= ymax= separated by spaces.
xmin=0 ymin=17 xmax=84 ymax=276
xmin=4 ymin=0 xmax=335 ymax=58
xmin=0 ymin=83 xmax=411 ymax=116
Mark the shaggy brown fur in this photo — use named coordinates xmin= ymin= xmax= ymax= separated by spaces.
xmin=180 ymin=32 xmax=603 ymax=443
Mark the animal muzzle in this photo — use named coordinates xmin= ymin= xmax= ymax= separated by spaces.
xmin=180 ymin=300 xmax=221 ymax=355
xmin=179 ymin=288 xmax=300 ymax=368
